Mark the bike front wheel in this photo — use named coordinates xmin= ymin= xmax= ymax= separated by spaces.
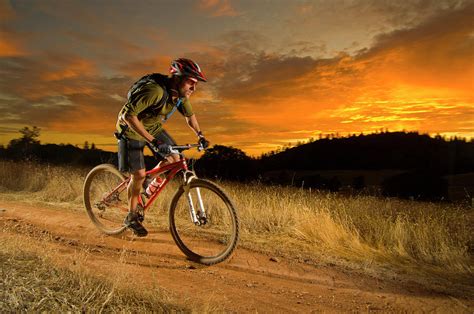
xmin=83 ymin=164 xmax=128 ymax=235
xmin=169 ymin=179 xmax=239 ymax=265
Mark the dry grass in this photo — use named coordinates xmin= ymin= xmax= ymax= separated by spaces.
xmin=223 ymin=182 xmax=473 ymax=295
xmin=225 ymin=183 xmax=472 ymax=273
xmin=0 ymin=235 xmax=183 ymax=312
xmin=0 ymin=160 xmax=472 ymax=291
xmin=0 ymin=161 xmax=86 ymax=204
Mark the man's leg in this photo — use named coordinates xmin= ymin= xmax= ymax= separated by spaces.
xmin=124 ymin=169 xmax=148 ymax=237
xmin=124 ymin=139 xmax=148 ymax=236
xmin=155 ymin=153 xmax=180 ymax=169
xmin=128 ymin=168 xmax=146 ymax=212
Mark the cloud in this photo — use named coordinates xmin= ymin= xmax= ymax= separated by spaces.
xmin=295 ymin=3 xmax=314 ymax=16
xmin=216 ymin=53 xmax=320 ymax=103
xmin=65 ymin=29 xmax=144 ymax=56
xmin=118 ymin=55 xmax=172 ymax=78
xmin=283 ymin=0 xmax=472 ymax=59
xmin=0 ymin=51 xmax=134 ymax=136
xmin=0 ymin=0 xmax=16 ymax=21
xmin=289 ymin=0 xmax=470 ymax=30
xmin=0 ymin=30 xmax=25 ymax=56
xmin=364 ymin=0 xmax=470 ymax=27
xmin=0 ymin=53 xmax=100 ymax=100
xmin=41 ymin=56 xmax=97 ymax=81
xmin=334 ymin=93 xmax=474 ymax=131
xmin=197 ymin=0 xmax=240 ymax=17
xmin=10 ymin=1 xmax=170 ymax=75
xmin=184 ymin=2 xmax=473 ymax=152
xmin=0 ymin=1 xmax=472 ymax=154
xmin=0 ymin=125 xmax=21 ymax=136
xmin=283 ymin=41 xmax=327 ymax=57
xmin=361 ymin=1 xmax=474 ymax=91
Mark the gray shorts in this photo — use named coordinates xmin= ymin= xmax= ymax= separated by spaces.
xmin=118 ymin=130 xmax=177 ymax=173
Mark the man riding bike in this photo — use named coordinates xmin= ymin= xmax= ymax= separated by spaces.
xmin=116 ymin=58 xmax=210 ymax=237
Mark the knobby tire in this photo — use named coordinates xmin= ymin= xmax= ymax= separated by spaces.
xmin=169 ymin=178 xmax=240 ymax=265
xmin=83 ymin=164 xmax=128 ymax=235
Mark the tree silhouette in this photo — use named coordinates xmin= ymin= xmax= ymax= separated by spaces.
xmin=10 ymin=126 xmax=41 ymax=146
xmin=258 ymin=131 xmax=474 ymax=200
xmin=5 ymin=126 xmax=41 ymax=160
xmin=200 ymin=145 xmax=249 ymax=161
xmin=195 ymin=145 xmax=256 ymax=181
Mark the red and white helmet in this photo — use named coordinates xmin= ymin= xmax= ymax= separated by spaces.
xmin=170 ymin=58 xmax=207 ymax=82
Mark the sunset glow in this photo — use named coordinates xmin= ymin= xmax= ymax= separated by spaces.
xmin=0 ymin=0 xmax=472 ymax=156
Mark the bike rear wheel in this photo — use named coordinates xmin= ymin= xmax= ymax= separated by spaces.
xmin=169 ymin=179 xmax=239 ymax=265
xmin=83 ymin=164 xmax=128 ymax=235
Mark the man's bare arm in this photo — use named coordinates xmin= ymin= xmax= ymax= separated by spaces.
xmin=123 ymin=114 xmax=155 ymax=142
xmin=185 ymin=114 xmax=202 ymax=135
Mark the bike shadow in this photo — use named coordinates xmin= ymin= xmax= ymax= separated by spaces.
xmin=109 ymin=232 xmax=195 ymax=258
xmin=110 ymin=229 xmax=174 ymax=245
xmin=117 ymin=235 xmax=171 ymax=245
xmin=119 ymin=259 xmax=202 ymax=270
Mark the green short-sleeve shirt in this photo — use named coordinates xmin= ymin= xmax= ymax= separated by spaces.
xmin=116 ymin=81 xmax=193 ymax=141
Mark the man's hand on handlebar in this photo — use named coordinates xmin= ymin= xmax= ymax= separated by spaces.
xmin=158 ymin=143 xmax=172 ymax=154
xmin=197 ymin=131 xmax=210 ymax=149
xmin=149 ymin=139 xmax=208 ymax=155
xmin=150 ymin=139 xmax=172 ymax=155
xmin=198 ymin=137 xmax=210 ymax=149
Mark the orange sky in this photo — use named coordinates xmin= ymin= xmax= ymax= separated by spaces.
xmin=0 ymin=0 xmax=472 ymax=156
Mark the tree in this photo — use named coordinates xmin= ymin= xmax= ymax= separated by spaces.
xmin=7 ymin=126 xmax=41 ymax=159
xmin=199 ymin=145 xmax=249 ymax=162
xmin=83 ymin=141 xmax=89 ymax=150
xmin=195 ymin=145 xmax=256 ymax=181
xmin=19 ymin=126 xmax=41 ymax=144
xmin=8 ymin=126 xmax=41 ymax=147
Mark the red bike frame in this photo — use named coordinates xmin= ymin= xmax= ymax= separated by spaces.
xmin=138 ymin=158 xmax=189 ymax=210
xmin=104 ymin=157 xmax=190 ymax=213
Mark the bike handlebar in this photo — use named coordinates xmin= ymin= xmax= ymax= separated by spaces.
xmin=169 ymin=143 xmax=204 ymax=153
xmin=116 ymin=125 xmax=204 ymax=156
xmin=171 ymin=143 xmax=203 ymax=151
xmin=145 ymin=142 xmax=204 ymax=156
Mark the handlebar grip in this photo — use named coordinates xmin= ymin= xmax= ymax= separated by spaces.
xmin=146 ymin=142 xmax=204 ymax=156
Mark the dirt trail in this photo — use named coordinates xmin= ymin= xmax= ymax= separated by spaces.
xmin=0 ymin=200 xmax=472 ymax=312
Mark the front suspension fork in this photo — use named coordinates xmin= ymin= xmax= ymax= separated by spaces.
xmin=183 ymin=171 xmax=207 ymax=225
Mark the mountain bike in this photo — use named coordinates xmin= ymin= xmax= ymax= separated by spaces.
xmin=83 ymin=143 xmax=239 ymax=265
